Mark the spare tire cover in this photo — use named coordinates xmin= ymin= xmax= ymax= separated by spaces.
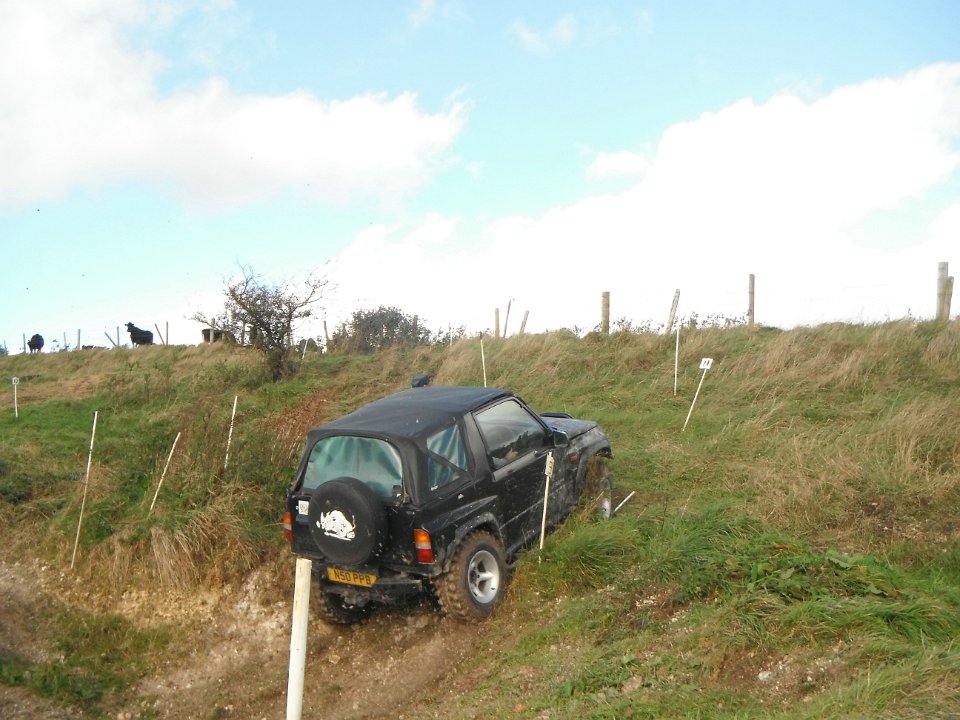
xmin=308 ymin=477 xmax=388 ymax=565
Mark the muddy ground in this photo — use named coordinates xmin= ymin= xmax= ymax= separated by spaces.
xmin=0 ymin=558 xmax=485 ymax=720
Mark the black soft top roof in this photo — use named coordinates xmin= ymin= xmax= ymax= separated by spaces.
xmin=306 ymin=385 xmax=514 ymax=443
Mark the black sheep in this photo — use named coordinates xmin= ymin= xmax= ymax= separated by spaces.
xmin=27 ymin=334 xmax=44 ymax=353
xmin=125 ymin=322 xmax=154 ymax=346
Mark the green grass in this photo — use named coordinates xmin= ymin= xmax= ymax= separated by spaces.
xmin=1 ymin=321 xmax=959 ymax=717
xmin=0 ymin=608 xmax=171 ymax=716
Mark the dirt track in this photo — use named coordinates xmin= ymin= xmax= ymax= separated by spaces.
xmin=0 ymin=559 xmax=483 ymax=719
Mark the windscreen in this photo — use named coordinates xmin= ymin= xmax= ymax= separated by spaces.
xmin=303 ymin=435 xmax=403 ymax=498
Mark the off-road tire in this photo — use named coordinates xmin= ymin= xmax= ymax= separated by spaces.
xmin=579 ymin=455 xmax=614 ymax=520
xmin=437 ymin=531 xmax=507 ymax=621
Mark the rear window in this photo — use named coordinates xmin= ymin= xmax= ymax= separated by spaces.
xmin=303 ymin=435 xmax=403 ymax=499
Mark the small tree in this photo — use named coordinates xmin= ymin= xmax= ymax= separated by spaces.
xmin=328 ymin=306 xmax=434 ymax=353
xmin=194 ymin=265 xmax=329 ymax=380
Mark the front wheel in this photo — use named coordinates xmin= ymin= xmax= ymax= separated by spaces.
xmin=437 ymin=532 xmax=507 ymax=621
xmin=580 ymin=456 xmax=614 ymax=520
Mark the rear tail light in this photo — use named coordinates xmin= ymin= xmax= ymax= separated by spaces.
xmin=413 ymin=528 xmax=434 ymax=564
xmin=283 ymin=511 xmax=293 ymax=543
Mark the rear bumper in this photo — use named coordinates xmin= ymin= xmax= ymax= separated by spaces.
xmin=318 ymin=571 xmax=425 ymax=605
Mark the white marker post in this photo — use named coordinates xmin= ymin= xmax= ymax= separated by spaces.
xmin=149 ymin=431 xmax=181 ymax=514
xmin=682 ymin=358 xmax=713 ymax=433
xmin=673 ymin=326 xmax=680 ymax=396
xmin=12 ymin=377 xmax=18 ymax=419
xmin=71 ymin=410 xmax=99 ymax=569
xmin=286 ymin=557 xmax=313 ymax=720
xmin=538 ymin=451 xmax=556 ymax=557
xmin=480 ymin=337 xmax=487 ymax=388
xmin=223 ymin=395 xmax=238 ymax=471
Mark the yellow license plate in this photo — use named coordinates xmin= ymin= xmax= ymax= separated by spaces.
xmin=327 ymin=567 xmax=377 ymax=587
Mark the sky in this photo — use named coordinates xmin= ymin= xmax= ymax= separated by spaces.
xmin=2 ymin=0 xmax=959 ymax=352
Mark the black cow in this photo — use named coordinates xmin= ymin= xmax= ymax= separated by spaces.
xmin=27 ymin=334 xmax=44 ymax=353
xmin=125 ymin=322 xmax=154 ymax=346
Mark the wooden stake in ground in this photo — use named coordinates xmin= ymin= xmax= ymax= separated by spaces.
xmin=480 ymin=337 xmax=487 ymax=388
xmin=674 ymin=326 xmax=680 ymax=396
xmin=682 ymin=358 xmax=713 ymax=433
xmin=149 ymin=431 xmax=182 ymax=514
xmin=538 ymin=451 xmax=556 ymax=560
xmin=224 ymin=395 xmax=238 ymax=471
xmin=12 ymin=376 xmax=19 ymax=419
xmin=71 ymin=410 xmax=99 ymax=569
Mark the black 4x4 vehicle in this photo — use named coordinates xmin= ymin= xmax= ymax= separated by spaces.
xmin=284 ymin=384 xmax=613 ymax=623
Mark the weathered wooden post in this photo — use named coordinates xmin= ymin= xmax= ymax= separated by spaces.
xmin=519 ymin=310 xmax=529 ymax=336
xmin=22 ymin=334 xmax=26 ymax=354
xmin=666 ymin=290 xmax=680 ymax=333
xmin=601 ymin=292 xmax=610 ymax=335
xmin=494 ymin=308 xmax=500 ymax=339
xmin=503 ymin=299 xmax=512 ymax=337
xmin=748 ymin=274 xmax=756 ymax=328
xmin=937 ymin=262 xmax=953 ymax=321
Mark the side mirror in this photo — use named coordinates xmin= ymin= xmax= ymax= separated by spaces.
xmin=551 ymin=430 xmax=570 ymax=448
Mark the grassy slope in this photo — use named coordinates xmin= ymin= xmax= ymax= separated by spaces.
xmin=1 ymin=321 xmax=959 ymax=718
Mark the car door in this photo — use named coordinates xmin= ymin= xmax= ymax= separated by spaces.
xmin=473 ymin=399 xmax=551 ymax=551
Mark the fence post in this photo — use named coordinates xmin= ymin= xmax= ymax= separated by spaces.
xmin=748 ymin=274 xmax=756 ymax=328
xmin=666 ymin=290 xmax=680 ymax=333
xmin=519 ymin=310 xmax=529 ymax=336
xmin=601 ymin=292 xmax=610 ymax=335
xmin=503 ymin=299 xmax=512 ymax=337
xmin=937 ymin=262 xmax=953 ymax=321
xmin=494 ymin=308 xmax=500 ymax=339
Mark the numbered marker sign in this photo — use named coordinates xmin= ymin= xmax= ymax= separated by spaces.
xmin=699 ymin=358 xmax=713 ymax=370
xmin=11 ymin=377 xmax=18 ymax=386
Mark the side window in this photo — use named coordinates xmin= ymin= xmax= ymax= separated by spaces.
xmin=426 ymin=424 xmax=467 ymax=491
xmin=474 ymin=399 xmax=546 ymax=470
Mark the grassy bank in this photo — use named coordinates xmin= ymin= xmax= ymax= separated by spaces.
xmin=1 ymin=319 xmax=958 ymax=717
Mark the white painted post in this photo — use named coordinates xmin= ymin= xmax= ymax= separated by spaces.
xmin=674 ymin=326 xmax=680 ymax=396
xmin=22 ymin=334 xmax=26 ymax=354
xmin=538 ymin=452 xmax=556 ymax=557
xmin=12 ymin=377 xmax=19 ymax=419
xmin=71 ymin=411 xmax=99 ymax=569
xmin=77 ymin=329 xmax=80 ymax=351
xmin=224 ymin=396 xmax=238 ymax=471
xmin=682 ymin=359 xmax=713 ymax=433
xmin=149 ymin=432 xmax=181 ymax=514
xmin=613 ymin=491 xmax=636 ymax=516
xmin=286 ymin=557 xmax=312 ymax=720
xmin=300 ymin=338 xmax=308 ymax=360
xmin=480 ymin=337 xmax=487 ymax=388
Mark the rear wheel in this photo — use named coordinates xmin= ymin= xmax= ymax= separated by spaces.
xmin=313 ymin=585 xmax=370 ymax=626
xmin=437 ymin=532 xmax=507 ymax=621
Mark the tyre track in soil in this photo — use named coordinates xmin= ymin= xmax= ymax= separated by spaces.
xmin=1 ymin=558 xmax=482 ymax=720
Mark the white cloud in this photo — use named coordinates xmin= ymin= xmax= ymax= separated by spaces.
xmin=587 ymin=150 xmax=650 ymax=179
xmin=0 ymin=0 xmax=465 ymax=210
xmin=326 ymin=64 xmax=960 ymax=332
xmin=508 ymin=14 xmax=578 ymax=55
